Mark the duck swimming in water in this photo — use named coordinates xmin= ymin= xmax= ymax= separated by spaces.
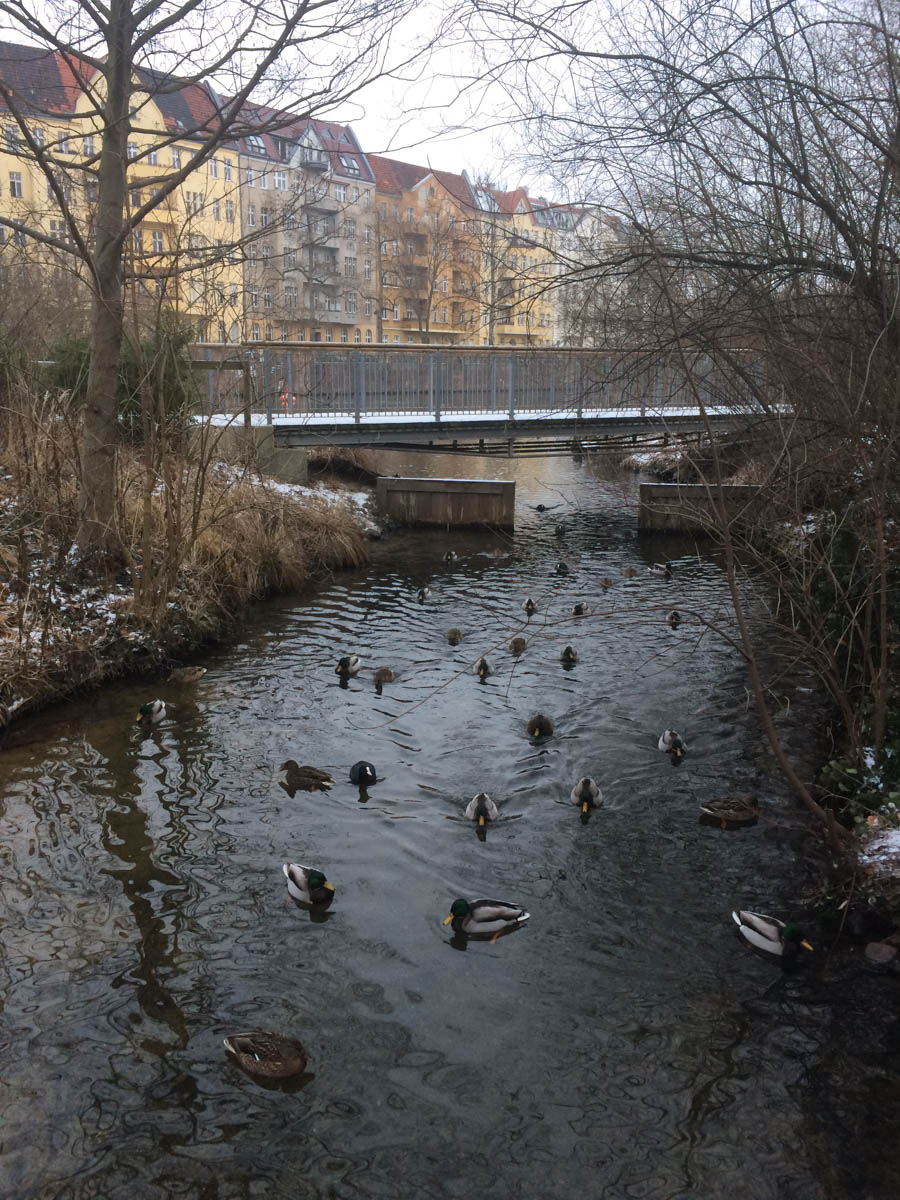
xmin=509 ymin=636 xmax=528 ymax=654
xmin=571 ymin=776 xmax=602 ymax=816
xmin=282 ymin=863 xmax=335 ymax=906
xmin=560 ymin=645 xmax=578 ymax=664
xmin=335 ymin=655 xmax=361 ymax=677
xmin=443 ymin=897 xmax=530 ymax=937
xmin=648 ymin=562 xmax=674 ymax=580
xmin=279 ymin=760 xmax=336 ymax=794
xmin=223 ymin=1031 xmax=308 ymax=1079
xmin=474 ymin=656 xmax=492 ymax=679
xmin=464 ymin=792 xmax=500 ymax=826
xmin=417 ymin=587 xmax=432 ymax=603
xmin=731 ymin=910 xmax=813 ymax=959
xmin=667 ymin=610 xmax=681 ymax=628
xmin=137 ymin=699 xmax=166 ymax=726
xmin=443 ymin=551 xmax=458 ymax=564
xmin=527 ymin=713 xmax=554 ymax=739
xmin=373 ymin=666 xmax=394 ymax=695
xmin=523 ymin=597 xmax=537 ymax=617
xmin=446 ymin=627 xmax=464 ymax=645
xmin=658 ymin=729 xmax=687 ymax=760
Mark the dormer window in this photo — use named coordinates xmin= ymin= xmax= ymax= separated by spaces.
xmin=338 ymin=155 xmax=360 ymax=175
xmin=247 ymin=134 xmax=265 ymax=155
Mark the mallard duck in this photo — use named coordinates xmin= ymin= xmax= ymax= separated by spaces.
xmin=599 ymin=577 xmax=613 ymax=589
xmin=527 ymin=713 xmax=554 ymax=738
xmin=667 ymin=610 xmax=681 ymax=628
xmin=349 ymin=760 xmax=377 ymax=785
xmin=465 ymin=792 xmax=499 ymax=826
xmin=417 ymin=587 xmax=432 ymax=603
xmin=560 ymin=645 xmax=578 ymax=664
xmin=373 ymin=666 xmax=394 ymax=695
xmin=732 ymin=910 xmax=813 ymax=958
xmin=137 ymin=699 xmax=166 ymax=725
xmin=622 ymin=567 xmax=638 ymax=578
xmin=554 ymin=524 xmax=567 ymax=539
xmin=335 ymin=655 xmax=361 ymax=677
xmin=474 ymin=656 xmax=492 ymax=679
xmin=166 ymin=666 xmax=207 ymax=685
xmin=442 ymin=897 xmax=530 ymax=937
xmin=283 ymin=862 xmax=335 ymax=906
xmin=443 ymin=551 xmax=458 ymax=564
xmin=571 ymin=602 xmax=589 ymax=616
xmin=523 ymin=597 xmax=537 ymax=617
xmin=658 ymin=729 xmax=686 ymax=758
xmin=700 ymin=796 xmax=760 ymax=829
xmin=446 ymin=627 xmax=464 ymax=645
xmin=571 ymin=776 xmax=602 ymax=814
xmin=555 ymin=561 xmax=569 ymax=576
xmin=279 ymin=760 xmax=335 ymax=793
xmin=532 ymin=503 xmax=559 ymax=512
xmin=649 ymin=562 xmax=674 ymax=579
xmin=223 ymin=1031 xmax=308 ymax=1079
xmin=509 ymin=636 xmax=528 ymax=654
xmin=278 ymin=758 xmax=336 ymax=796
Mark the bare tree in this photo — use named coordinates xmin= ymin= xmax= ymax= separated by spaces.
xmin=458 ymin=0 xmax=899 ymax=844
xmin=0 ymin=0 xmax=421 ymax=560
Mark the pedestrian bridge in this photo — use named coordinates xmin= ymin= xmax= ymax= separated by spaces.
xmin=193 ymin=344 xmax=760 ymax=456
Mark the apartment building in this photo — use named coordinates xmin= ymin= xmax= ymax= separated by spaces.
xmin=235 ymin=110 xmax=378 ymax=345
xmin=0 ymin=40 xmax=243 ymax=338
xmin=366 ymin=155 xmax=483 ymax=346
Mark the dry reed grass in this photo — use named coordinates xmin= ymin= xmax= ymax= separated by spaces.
xmin=0 ymin=392 xmax=369 ymax=727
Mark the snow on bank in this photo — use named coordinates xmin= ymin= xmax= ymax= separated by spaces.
xmin=860 ymin=828 xmax=900 ymax=870
xmin=210 ymin=464 xmax=380 ymax=537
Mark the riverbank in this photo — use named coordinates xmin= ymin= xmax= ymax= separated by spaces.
xmin=0 ymin=453 xmax=375 ymax=730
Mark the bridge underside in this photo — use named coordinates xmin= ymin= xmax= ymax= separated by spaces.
xmin=270 ymin=411 xmax=745 ymax=456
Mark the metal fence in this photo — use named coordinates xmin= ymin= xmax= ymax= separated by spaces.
xmin=191 ymin=344 xmax=759 ymax=422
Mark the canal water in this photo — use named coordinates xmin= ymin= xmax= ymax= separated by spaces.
xmin=1 ymin=454 xmax=898 ymax=1200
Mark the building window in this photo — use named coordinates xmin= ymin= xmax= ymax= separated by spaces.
xmin=9 ymin=172 xmax=23 ymax=198
xmin=364 ymin=259 xmax=371 ymax=281
xmin=212 ymin=198 xmax=220 ymax=220
xmin=224 ymin=160 xmax=232 ymax=181
xmin=364 ymin=298 xmax=372 ymax=316
xmin=152 ymin=231 xmax=164 ymax=253
xmin=406 ymin=304 xmax=415 ymax=320
xmin=364 ymin=226 xmax=372 ymax=244
xmin=86 ymin=180 xmax=98 ymax=203
xmin=252 ymin=323 xmax=260 ymax=341
xmin=345 ymin=293 xmax=357 ymax=315
xmin=285 ymin=285 xmax=297 ymax=307
xmin=209 ymin=157 xmax=218 ymax=178
xmin=351 ymin=186 xmax=360 ymax=203
xmin=325 ymin=328 xmax=333 ymax=342
xmin=285 ymin=246 xmax=297 ymax=268
xmin=259 ymin=172 xmax=268 ymax=190
xmin=263 ymin=287 xmax=272 ymax=308
xmin=262 ymin=244 xmax=270 ymax=263
xmin=127 ymin=141 xmax=138 ymax=159
xmin=261 ymin=207 xmax=270 ymax=227
xmin=146 ymin=146 xmax=157 ymax=165
xmin=246 ymin=166 xmax=255 ymax=186
xmin=83 ymin=134 xmax=95 ymax=157
xmin=32 ymin=127 xmax=44 ymax=149
xmin=344 ymin=256 xmax=356 ymax=276
xmin=363 ymin=191 xmax=370 ymax=209
xmin=406 ymin=207 xmax=414 ymax=224
xmin=248 ymin=204 xmax=256 ymax=227
xmin=225 ymin=199 xmax=234 ymax=222
xmin=365 ymin=329 xmax=372 ymax=342
xmin=5 ymin=126 xmax=18 ymax=151
xmin=343 ymin=218 xmax=356 ymax=237
xmin=250 ymin=288 xmax=258 ymax=308
xmin=354 ymin=329 xmax=361 ymax=342
xmin=265 ymin=324 xmax=273 ymax=340
xmin=441 ymin=276 xmax=448 ymax=293
xmin=274 ymin=170 xmax=287 ymax=190
xmin=172 ymin=146 xmax=182 ymax=169
xmin=229 ymin=283 xmax=238 ymax=303
xmin=334 ymin=183 xmax=347 ymax=201
xmin=340 ymin=328 xmax=348 ymax=343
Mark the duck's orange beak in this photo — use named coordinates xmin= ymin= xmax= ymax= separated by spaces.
xmin=581 ymin=801 xmax=589 ymax=813
xmin=801 ymin=939 xmax=813 ymax=951
xmin=478 ymin=814 xmax=485 ymax=826
xmin=442 ymin=914 xmax=453 ymax=925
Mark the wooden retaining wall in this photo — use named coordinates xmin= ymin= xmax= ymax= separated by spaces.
xmin=638 ymin=483 xmax=760 ymax=532
xmin=375 ymin=477 xmax=516 ymax=528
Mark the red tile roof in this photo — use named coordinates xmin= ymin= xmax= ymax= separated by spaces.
xmin=0 ymin=39 xmax=92 ymax=115
xmin=366 ymin=154 xmax=478 ymax=211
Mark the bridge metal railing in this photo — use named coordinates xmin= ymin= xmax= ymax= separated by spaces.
xmin=190 ymin=344 xmax=760 ymax=424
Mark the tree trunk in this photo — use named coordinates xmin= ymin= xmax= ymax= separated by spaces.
xmin=76 ymin=1 xmax=133 ymax=561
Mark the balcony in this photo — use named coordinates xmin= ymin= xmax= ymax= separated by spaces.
xmin=295 ymin=147 xmax=328 ymax=171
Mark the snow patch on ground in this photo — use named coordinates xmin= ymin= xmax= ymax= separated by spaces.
xmin=861 ymin=828 xmax=900 ymax=867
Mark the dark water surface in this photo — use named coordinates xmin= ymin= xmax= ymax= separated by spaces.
xmin=2 ymin=455 xmax=899 ymax=1200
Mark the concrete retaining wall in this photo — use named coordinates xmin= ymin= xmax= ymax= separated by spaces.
xmin=376 ymin=477 xmax=515 ymax=528
xmin=638 ymin=482 xmax=760 ymax=532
